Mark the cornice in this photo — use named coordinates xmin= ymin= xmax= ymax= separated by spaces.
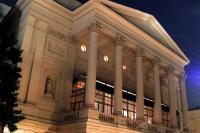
xmin=94 ymin=2 xmax=188 ymax=66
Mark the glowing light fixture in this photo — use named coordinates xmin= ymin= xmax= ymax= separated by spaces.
xmin=81 ymin=45 xmax=86 ymax=52
xmin=147 ymin=120 xmax=152 ymax=124
xmin=123 ymin=64 xmax=127 ymax=70
xmin=104 ymin=55 xmax=109 ymax=62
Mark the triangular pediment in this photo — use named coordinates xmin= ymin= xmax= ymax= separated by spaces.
xmin=99 ymin=0 xmax=189 ymax=63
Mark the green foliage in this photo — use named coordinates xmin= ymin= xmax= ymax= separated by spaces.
xmin=0 ymin=34 xmax=24 ymax=132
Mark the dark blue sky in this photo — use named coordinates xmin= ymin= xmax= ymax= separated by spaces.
xmin=3 ymin=0 xmax=200 ymax=109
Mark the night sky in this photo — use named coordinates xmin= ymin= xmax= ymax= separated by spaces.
xmin=2 ymin=0 xmax=200 ymax=109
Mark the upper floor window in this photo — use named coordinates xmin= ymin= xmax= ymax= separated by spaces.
xmin=122 ymin=99 xmax=136 ymax=120
xmin=71 ymin=78 xmax=85 ymax=111
xmin=95 ymin=90 xmax=113 ymax=115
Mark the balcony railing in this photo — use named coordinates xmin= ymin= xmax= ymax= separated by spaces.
xmin=63 ymin=108 xmax=177 ymax=133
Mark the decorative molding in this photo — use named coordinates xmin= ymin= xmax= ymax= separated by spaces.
xmin=166 ymin=65 xmax=174 ymax=73
xmin=68 ymin=34 xmax=79 ymax=45
xmin=152 ymin=56 xmax=161 ymax=66
xmin=35 ymin=20 xmax=49 ymax=32
xmin=134 ymin=46 xmax=144 ymax=57
xmin=88 ymin=20 xmax=103 ymax=32
xmin=113 ymin=34 xmax=125 ymax=46
xmin=99 ymin=113 xmax=115 ymax=124
xmin=47 ymin=40 xmax=65 ymax=57
xmin=48 ymin=28 xmax=68 ymax=42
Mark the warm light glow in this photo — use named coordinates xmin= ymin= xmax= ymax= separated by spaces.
xmin=81 ymin=45 xmax=86 ymax=52
xmin=104 ymin=55 xmax=109 ymax=62
xmin=148 ymin=120 xmax=152 ymax=124
xmin=123 ymin=64 xmax=127 ymax=70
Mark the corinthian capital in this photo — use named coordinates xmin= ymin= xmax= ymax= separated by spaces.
xmin=134 ymin=46 xmax=144 ymax=57
xmin=88 ymin=21 xmax=103 ymax=32
xmin=167 ymin=65 xmax=174 ymax=73
xmin=68 ymin=34 xmax=79 ymax=45
xmin=152 ymin=56 xmax=161 ymax=66
xmin=113 ymin=34 xmax=125 ymax=46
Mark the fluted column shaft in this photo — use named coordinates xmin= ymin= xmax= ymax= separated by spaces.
xmin=113 ymin=34 xmax=125 ymax=115
xmin=85 ymin=21 xmax=102 ymax=108
xmin=179 ymin=73 xmax=190 ymax=132
xmin=135 ymin=47 xmax=145 ymax=121
xmin=152 ymin=57 xmax=162 ymax=125
xmin=167 ymin=66 xmax=177 ymax=128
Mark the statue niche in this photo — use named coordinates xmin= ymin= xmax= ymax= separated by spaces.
xmin=44 ymin=76 xmax=55 ymax=99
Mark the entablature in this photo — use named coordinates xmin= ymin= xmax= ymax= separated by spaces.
xmin=71 ymin=1 xmax=188 ymax=71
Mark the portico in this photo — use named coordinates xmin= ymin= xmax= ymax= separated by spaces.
xmin=69 ymin=17 xmax=189 ymax=131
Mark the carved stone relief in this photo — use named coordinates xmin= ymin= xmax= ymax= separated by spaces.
xmin=44 ymin=35 xmax=67 ymax=63
xmin=47 ymin=40 xmax=64 ymax=57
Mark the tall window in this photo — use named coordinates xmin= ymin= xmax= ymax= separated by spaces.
xmin=70 ymin=77 xmax=170 ymax=127
xmin=122 ymin=99 xmax=136 ymax=120
xmin=162 ymin=111 xmax=170 ymax=127
xmin=71 ymin=80 xmax=85 ymax=111
xmin=95 ymin=90 xmax=113 ymax=115
xmin=144 ymin=106 xmax=153 ymax=124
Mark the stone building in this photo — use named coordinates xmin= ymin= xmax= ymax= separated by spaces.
xmin=6 ymin=0 xmax=190 ymax=132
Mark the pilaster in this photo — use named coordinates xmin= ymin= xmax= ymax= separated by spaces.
xmin=26 ymin=20 xmax=49 ymax=104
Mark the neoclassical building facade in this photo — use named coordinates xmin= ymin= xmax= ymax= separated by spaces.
xmin=8 ymin=0 xmax=190 ymax=133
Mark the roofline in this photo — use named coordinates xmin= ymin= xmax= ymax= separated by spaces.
xmin=99 ymin=0 xmax=189 ymax=64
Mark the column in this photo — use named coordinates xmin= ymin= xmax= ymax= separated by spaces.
xmin=85 ymin=21 xmax=102 ymax=108
xmin=177 ymin=86 xmax=184 ymax=130
xmin=134 ymin=47 xmax=145 ymax=121
xmin=179 ymin=73 xmax=190 ymax=132
xmin=167 ymin=65 xmax=177 ymax=128
xmin=152 ymin=56 xmax=162 ymax=125
xmin=113 ymin=34 xmax=125 ymax=115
